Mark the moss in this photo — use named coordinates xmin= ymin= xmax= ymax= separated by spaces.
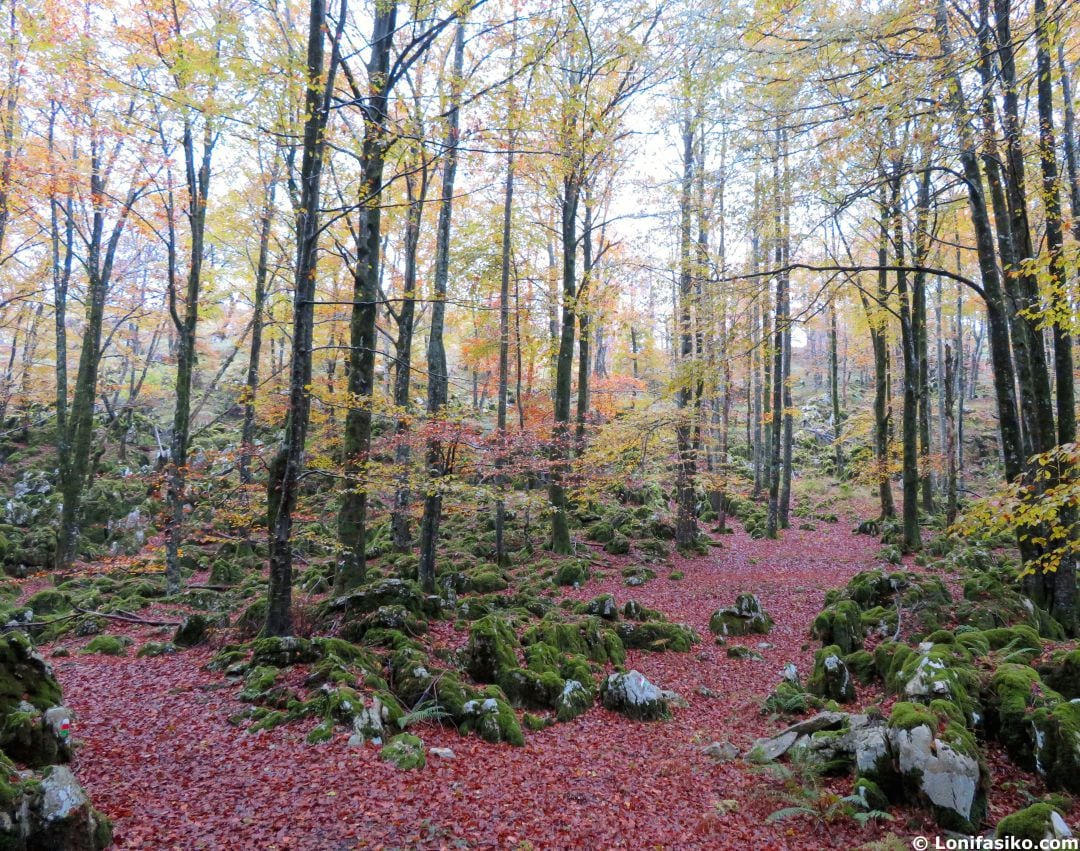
xmin=669 ymin=571 xmax=684 ymax=581
xmin=1039 ymin=649 xmax=1080 ymax=700
xmin=860 ymin=605 xmax=898 ymax=636
xmin=807 ymin=645 xmax=855 ymax=703
xmin=249 ymin=710 xmax=287 ymax=732
xmin=234 ymin=597 xmax=267 ymax=637
xmin=873 ymin=642 xmax=912 ymax=689
xmin=521 ymin=616 xmax=624 ymax=666
xmin=498 ymin=668 xmax=565 ymax=710
xmin=622 ymin=600 xmax=663 ymax=622
xmin=810 ymin=600 xmax=863 ymax=654
xmin=239 ymin=666 xmax=280 ymax=702
xmin=1029 ymin=701 xmax=1080 ymax=794
xmin=843 ymin=650 xmax=877 ymax=684
xmin=466 ymin=569 xmax=508 ymax=593
xmin=615 ymin=621 xmax=698 ymax=653
xmin=555 ymin=678 xmax=594 ymax=722
xmin=762 ymin=681 xmax=822 ymax=716
xmin=306 ymin=720 xmax=335 ymax=744
xmin=888 ymin=701 xmax=936 ymax=731
xmin=955 ymin=631 xmax=991 ymax=658
xmin=173 ymin=614 xmax=211 ymax=648
xmin=523 ymin=642 xmax=560 ymax=674
xmin=995 ymin=803 xmax=1062 ymax=842
xmin=136 ymin=641 xmax=176 ymax=658
xmin=380 ymin=733 xmax=426 ymax=769
xmin=25 ymin=589 xmax=70 ymax=616
xmin=459 ymin=691 xmax=524 ymax=746
xmin=709 ymin=594 xmax=773 ymax=637
xmin=522 ymin=713 xmax=550 ymax=731
xmin=585 ymin=522 xmax=614 ymax=544
xmin=559 ymin=655 xmax=594 ymax=688
xmin=853 ymin=777 xmax=889 ymax=811
xmin=251 ymin=636 xmax=320 ymax=667
xmin=924 ymin=630 xmax=955 ymax=645
xmin=579 ymin=594 xmax=619 ymax=621
xmin=980 ymin=625 xmax=1042 ymax=653
xmin=464 ymin=615 xmax=520 ymax=682
xmin=81 ymin=635 xmax=129 ymax=656
xmin=341 ymin=605 xmax=427 ymax=642
xmin=726 ymin=645 xmax=763 ymax=661
xmin=554 ymin=562 xmax=589 ymax=587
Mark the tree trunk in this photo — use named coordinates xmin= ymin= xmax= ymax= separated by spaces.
xmin=335 ymin=2 xmax=395 ymax=594
xmin=674 ymin=119 xmax=698 ymax=549
xmin=264 ymin=0 xmax=340 ymax=636
xmin=418 ymin=23 xmax=464 ymax=594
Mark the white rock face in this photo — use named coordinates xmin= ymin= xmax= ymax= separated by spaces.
xmin=892 ymin=725 xmax=979 ymax=822
xmin=40 ymin=766 xmax=88 ymax=823
xmin=1050 ymin=810 xmax=1073 ymax=839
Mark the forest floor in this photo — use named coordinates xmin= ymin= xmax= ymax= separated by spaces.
xmin=42 ymin=505 xmax=1056 ymax=850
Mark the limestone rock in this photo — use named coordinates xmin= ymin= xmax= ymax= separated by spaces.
xmin=600 ymin=670 xmax=670 ymax=721
xmin=709 ymin=594 xmax=773 ymax=637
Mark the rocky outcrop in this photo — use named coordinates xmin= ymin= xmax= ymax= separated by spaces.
xmin=0 ymin=633 xmax=111 ymax=850
xmin=709 ymin=594 xmax=773 ymax=637
xmin=600 ymin=670 xmax=672 ymax=721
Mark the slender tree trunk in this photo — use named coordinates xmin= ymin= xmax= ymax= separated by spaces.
xmin=549 ymin=173 xmax=579 ymax=555
xmin=830 ymin=298 xmax=843 ymax=478
xmin=674 ymin=119 xmax=698 ymax=549
xmin=575 ymin=201 xmax=593 ymax=444
xmin=265 ymin=0 xmax=340 ymax=635
xmin=240 ymin=173 xmax=278 ymax=486
xmin=165 ymin=118 xmax=216 ymax=595
xmin=418 ymin=23 xmax=464 ymax=594
xmin=335 ymin=2 xmax=395 ymax=593
xmin=390 ymin=164 xmax=426 ymax=553
xmin=495 ymin=105 xmax=515 ymax=566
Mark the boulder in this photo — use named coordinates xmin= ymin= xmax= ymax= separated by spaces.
xmin=810 ymin=601 xmax=863 ymax=653
xmin=173 ymin=614 xmax=210 ymax=648
xmin=891 ymin=722 xmax=984 ymax=831
xmin=996 ymin=803 xmax=1073 ymax=843
xmin=464 ymin=615 xmax=520 ymax=682
xmin=600 ymin=670 xmax=670 ymax=721
xmin=459 ymin=694 xmax=524 ymax=746
xmin=379 ymin=733 xmax=425 ymax=770
xmin=709 ymin=594 xmax=773 ymax=637
xmin=807 ymin=645 xmax=856 ymax=703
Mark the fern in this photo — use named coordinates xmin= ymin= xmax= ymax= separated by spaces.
xmin=397 ymin=700 xmax=450 ymax=730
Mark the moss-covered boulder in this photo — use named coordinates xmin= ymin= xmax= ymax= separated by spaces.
xmin=327 ymin=579 xmax=425 ymax=617
xmin=497 ymin=667 xmax=564 ymax=710
xmin=893 ymin=647 xmax=979 ymax=722
xmin=459 ymin=692 xmax=524 ymax=746
xmin=807 ymin=645 xmax=855 ymax=703
xmin=521 ymin=616 xmax=625 ymax=666
xmin=811 ymin=600 xmax=863 ymax=654
xmin=843 ymin=650 xmax=877 ymax=684
xmin=844 ymin=570 xmax=895 ymax=609
xmin=555 ymin=679 xmax=594 ymax=722
xmin=26 ymin=589 xmax=70 ymax=617
xmin=600 ymin=670 xmax=670 ymax=721
xmin=80 ymin=635 xmax=130 ymax=656
xmin=554 ymin=562 xmax=589 ymax=587
xmin=603 ymin=533 xmax=631 ymax=555
xmin=996 ymin=803 xmax=1073 ymax=843
xmin=250 ymin=635 xmax=320 ymax=668
xmin=709 ymin=594 xmax=773 ymax=637
xmin=1039 ymin=649 xmax=1080 ymax=700
xmin=615 ymin=621 xmax=698 ymax=653
xmin=580 ymin=594 xmax=619 ymax=621
xmin=887 ymin=702 xmax=987 ymax=832
xmin=464 ymin=615 xmax=520 ymax=682
xmin=173 ymin=614 xmax=211 ymax=648
xmin=208 ymin=559 xmax=244 ymax=586
xmin=762 ymin=680 xmax=824 ymax=716
xmin=380 ymin=733 xmax=426 ymax=769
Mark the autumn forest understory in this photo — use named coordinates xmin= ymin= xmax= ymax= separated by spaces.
xmin=0 ymin=0 xmax=1079 ymax=847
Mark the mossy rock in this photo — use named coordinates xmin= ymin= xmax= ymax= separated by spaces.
xmin=464 ymin=615 xmax=520 ymax=682
xmin=709 ymin=594 xmax=773 ymax=637
xmin=238 ymin=666 xmax=280 ymax=702
xmin=173 ymin=614 xmax=211 ymax=648
xmin=497 ymin=667 xmax=565 ymax=710
xmin=554 ymin=562 xmax=589 ymax=587
xmin=762 ymin=680 xmax=823 ymax=716
xmin=1039 ymin=649 xmax=1080 ymax=700
xmin=585 ymin=522 xmax=614 ymax=544
xmin=81 ymin=635 xmax=130 ymax=656
xmin=844 ymin=570 xmax=895 ymax=609
xmin=523 ymin=642 xmax=561 ymax=674
xmin=853 ymin=776 xmax=889 ymax=811
xmin=26 ymin=590 xmax=70 ymax=617
xmin=250 ymin=636 xmax=319 ymax=668
xmin=811 ymin=600 xmax=863 ymax=654
xmin=807 ymin=645 xmax=855 ymax=703
xmin=521 ymin=616 xmax=625 ymax=666
xmin=860 ymin=605 xmax=898 ymax=638
xmin=843 ymin=650 xmax=877 ymax=684
xmin=1028 ymin=702 xmax=1080 ymax=794
xmin=555 ymin=678 xmax=594 ymax=722
xmin=234 ymin=597 xmax=267 ymax=637
xmin=579 ymin=594 xmax=618 ymax=621
xmin=327 ymin=579 xmax=425 ymax=617
xmin=341 ymin=605 xmax=427 ymax=643
xmin=726 ymin=645 xmax=763 ymax=661
xmin=615 ymin=621 xmax=698 ymax=653
xmin=209 ymin=559 xmax=244 ymax=586
xmin=980 ymin=625 xmax=1042 ymax=656
xmin=380 ymin=733 xmax=426 ymax=769
xmin=459 ymin=691 xmax=524 ymax=746
xmin=603 ymin=533 xmax=631 ymax=556
xmin=136 ymin=642 xmax=176 ymax=658
xmin=621 ymin=600 xmax=663 ymax=622
xmin=465 ymin=568 xmax=508 ymax=594
xmin=600 ymin=669 xmax=670 ymax=721
xmin=894 ymin=648 xmax=979 ymax=721
xmin=996 ymin=803 xmax=1072 ymax=842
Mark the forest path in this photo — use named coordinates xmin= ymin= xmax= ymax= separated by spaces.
xmin=54 ymin=514 xmax=956 ymax=850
